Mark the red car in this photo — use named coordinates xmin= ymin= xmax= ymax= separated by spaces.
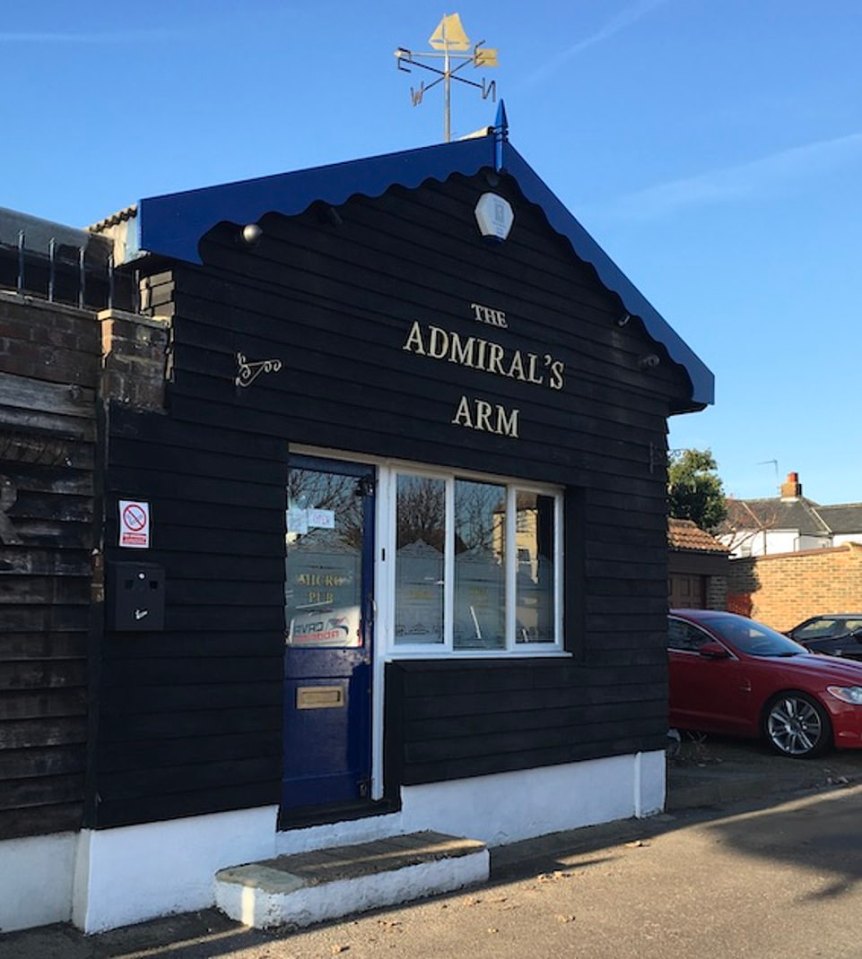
xmin=669 ymin=609 xmax=862 ymax=758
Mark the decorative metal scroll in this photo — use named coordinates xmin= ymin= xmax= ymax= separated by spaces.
xmin=235 ymin=352 xmax=283 ymax=388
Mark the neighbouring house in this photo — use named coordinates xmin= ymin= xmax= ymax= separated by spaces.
xmin=720 ymin=471 xmax=862 ymax=557
xmin=668 ymin=518 xmax=729 ymax=610
xmin=0 ymin=115 xmax=714 ymax=933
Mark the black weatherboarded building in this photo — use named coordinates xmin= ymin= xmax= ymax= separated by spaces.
xmin=1 ymin=116 xmax=713 ymax=932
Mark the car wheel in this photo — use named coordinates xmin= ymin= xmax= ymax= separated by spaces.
xmin=763 ymin=692 xmax=832 ymax=758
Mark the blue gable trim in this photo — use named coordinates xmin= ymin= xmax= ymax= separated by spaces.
xmin=138 ymin=137 xmax=495 ymax=267
xmin=499 ymin=145 xmax=713 ymax=407
xmin=137 ymin=134 xmax=713 ymax=408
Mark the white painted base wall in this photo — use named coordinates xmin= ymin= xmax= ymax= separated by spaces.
xmin=0 ymin=832 xmax=77 ymax=933
xmin=1 ymin=750 xmax=664 ymax=935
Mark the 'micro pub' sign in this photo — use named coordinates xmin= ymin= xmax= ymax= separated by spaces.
xmin=401 ymin=301 xmax=565 ymax=439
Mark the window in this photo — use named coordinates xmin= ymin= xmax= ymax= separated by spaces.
xmin=391 ymin=470 xmax=562 ymax=654
xmin=667 ymin=618 xmax=713 ymax=652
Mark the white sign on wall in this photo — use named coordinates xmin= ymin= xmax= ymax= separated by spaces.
xmin=119 ymin=500 xmax=151 ymax=549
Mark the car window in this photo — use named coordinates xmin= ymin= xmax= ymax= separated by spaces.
xmin=668 ymin=618 xmax=714 ymax=652
xmin=794 ymin=618 xmax=841 ymax=640
xmin=846 ymin=620 xmax=862 ymax=634
xmin=704 ymin=616 xmax=804 ymax=657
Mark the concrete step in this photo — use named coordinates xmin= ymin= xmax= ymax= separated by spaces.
xmin=214 ymin=830 xmax=489 ymax=929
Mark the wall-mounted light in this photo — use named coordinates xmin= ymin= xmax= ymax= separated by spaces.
xmin=238 ymin=223 xmax=262 ymax=247
xmin=638 ymin=353 xmax=660 ymax=370
xmin=616 ymin=312 xmax=631 ymax=327
xmin=475 ymin=192 xmax=514 ymax=242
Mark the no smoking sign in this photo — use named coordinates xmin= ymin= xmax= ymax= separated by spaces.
xmin=119 ymin=500 xmax=151 ymax=549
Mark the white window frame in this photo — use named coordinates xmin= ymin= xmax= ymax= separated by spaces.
xmin=379 ymin=462 xmax=565 ymax=660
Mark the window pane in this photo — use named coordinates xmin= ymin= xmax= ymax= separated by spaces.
xmin=453 ymin=479 xmax=505 ymax=649
xmin=515 ymin=492 xmax=556 ymax=643
xmin=285 ymin=469 xmax=363 ymax=647
xmin=395 ymin=475 xmax=445 ymax=645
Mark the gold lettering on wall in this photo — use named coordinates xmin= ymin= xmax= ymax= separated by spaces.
xmin=402 ymin=302 xmax=564 ymax=442
xmin=452 ymin=396 xmax=520 ymax=438
xmin=401 ymin=321 xmax=565 ymax=391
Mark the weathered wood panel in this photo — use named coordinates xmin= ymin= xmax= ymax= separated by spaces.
xmin=0 ymin=293 xmax=98 ymax=840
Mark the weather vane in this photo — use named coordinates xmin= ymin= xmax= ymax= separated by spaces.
xmin=395 ymin=13 xmax=498 ymax=143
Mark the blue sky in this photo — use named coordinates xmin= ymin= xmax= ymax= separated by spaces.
xmin=3 ymin=1 xmax=861 ymax=504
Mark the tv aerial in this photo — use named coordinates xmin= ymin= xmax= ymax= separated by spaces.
xmin=395 ymin=13 xmax=498 ymax=143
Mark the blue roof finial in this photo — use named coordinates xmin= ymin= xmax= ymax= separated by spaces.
xmin=494 ymin=100 xmax=509 ymax=171
xmin=495 ymin=100 xmax=509 ymax=138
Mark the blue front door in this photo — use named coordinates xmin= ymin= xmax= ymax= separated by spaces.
xmin=282 ymin=458 xmax=374 ymax=815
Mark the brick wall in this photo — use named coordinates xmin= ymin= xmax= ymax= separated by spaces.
xmin=705 ymin=574 xmax=728 ymax=611
xmin=727 ymin=543 xmax=862 ymax=632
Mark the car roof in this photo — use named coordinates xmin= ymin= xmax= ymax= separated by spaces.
xmin=796 ymin=613 xmax=862 ymax=621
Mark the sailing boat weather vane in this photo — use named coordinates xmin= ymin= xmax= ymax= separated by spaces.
xmin=394 ymin=13 xmax=498 ymax=143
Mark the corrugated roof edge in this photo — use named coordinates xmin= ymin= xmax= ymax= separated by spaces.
xmin=135 ymin=124 xmax=713 ymax=408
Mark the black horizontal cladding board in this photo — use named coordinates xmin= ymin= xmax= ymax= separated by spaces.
xmin=406 ymin=698 xmax=668 ymax=742
xmin=109 ymin=435 xmax=286 ymax=488
xmin=93 ymin=780 xmax=279 ymax=830
xmin=99 ymin=680 xmax=282 ymax=715
xmin=151 ymin=498 xmax=282 ymax=534
xmin=402 ymin=678 xmax=665 ymax=721
xmin=105 ymin=546 xmax=283 ymax=582
xmin=402 ymin=732 xmax=669 ymax=786
xmin=143 ymin=604 xmax=285 ymax=633
xmin=109 ymin=405 xmax=285 ymax=463
xmin=122 ymin=527 xmax=284 ymax=561
xmin=386 ymin=658 xmax=667 ymax=783
xmin=97 ymin=730 xmax=282 ymax=773
xmin=101 ymin=631 xmax=278 ymax=661
xmin=164 ymin=579 xmax=283 ymax=607
xmin=0 ymin=802 xmax=83 ymax=840
xmin=100 ymin=656 xmax=281 ymax=688
xmin=95 ymin=755 xmax=278 ymax=802
xmin=403 ymin=715 xmax=664 ymax=765
xmin=96 ymin=706 xmax=282 ymax=743
xmin=106 ymin=464 xmax=285 ymax=510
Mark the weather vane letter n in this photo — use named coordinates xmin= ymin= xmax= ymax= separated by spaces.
xmin=394 ymin=13 xmax=498 ymax=143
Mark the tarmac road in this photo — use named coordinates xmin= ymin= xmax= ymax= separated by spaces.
xmin=5 ymin=739 xmax=862 ymax=959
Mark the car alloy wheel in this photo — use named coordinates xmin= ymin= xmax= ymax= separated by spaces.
xmin=764 ymin=693 xmax=831 ymax=758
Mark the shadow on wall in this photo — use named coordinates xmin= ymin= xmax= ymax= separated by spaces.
xmin=727 ymin=555 xmax=759 ymax=618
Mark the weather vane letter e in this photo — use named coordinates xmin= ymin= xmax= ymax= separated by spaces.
xmin=394 ymin=13 xmax=498 ymax=142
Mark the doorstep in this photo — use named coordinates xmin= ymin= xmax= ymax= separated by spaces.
xmin=214 ymin=830 xmax=489 ymax=929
